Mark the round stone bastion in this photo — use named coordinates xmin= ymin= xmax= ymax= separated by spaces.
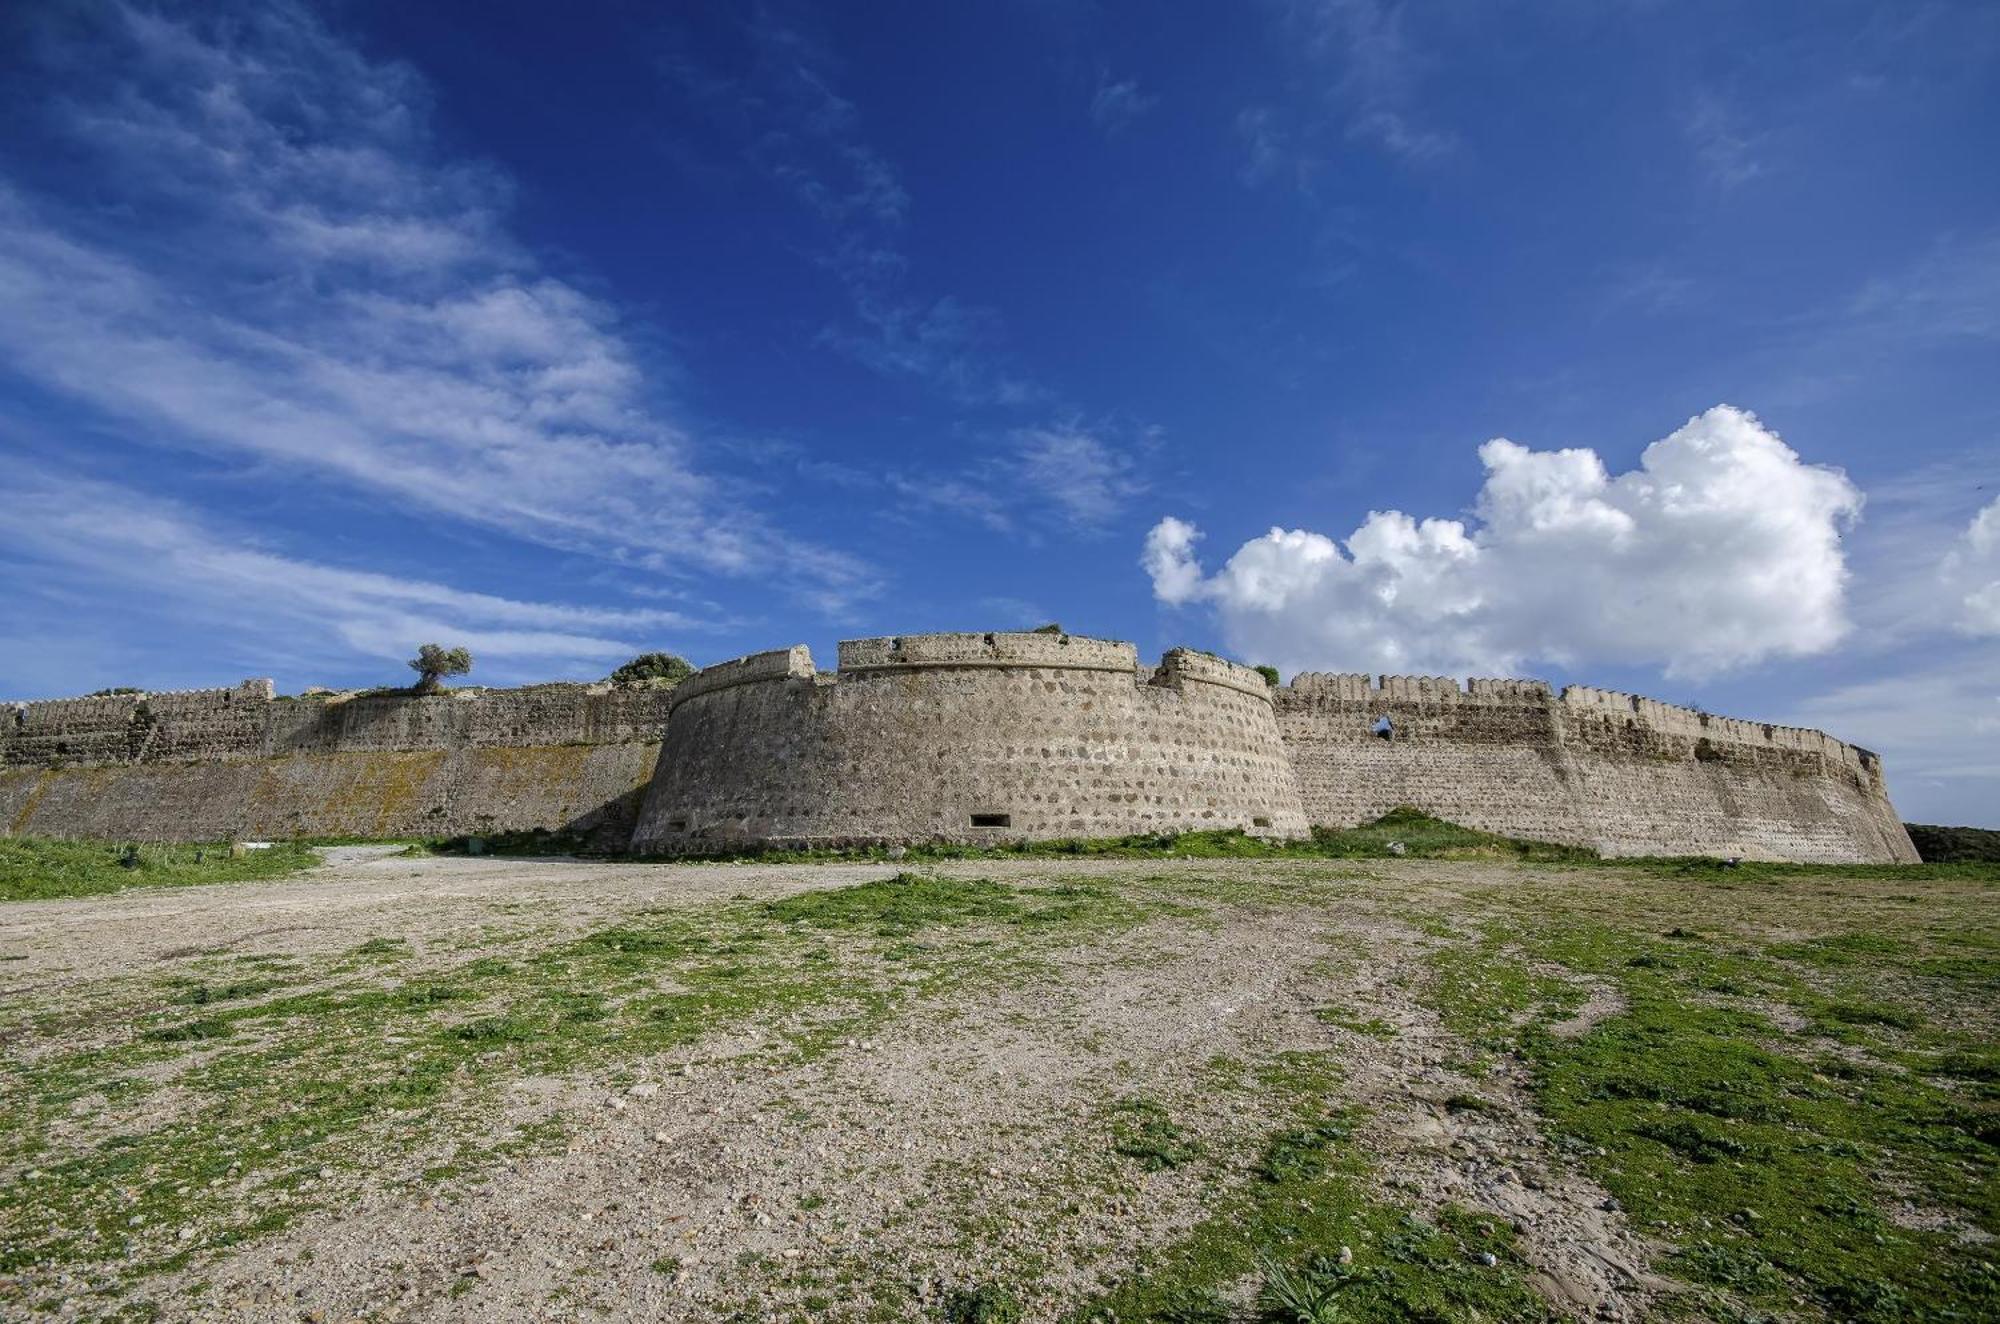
xmin=629 ymin=631 xmax=1309 ymax=854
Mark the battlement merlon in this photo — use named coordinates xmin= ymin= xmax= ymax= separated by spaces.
xmin=1281 ymin=673 xmax=1554 ymax=703
xmin=1554 ymin=684 xmax=1873 ymax=764
xmin=1272 ymin=672 xmax=1877 ymax=767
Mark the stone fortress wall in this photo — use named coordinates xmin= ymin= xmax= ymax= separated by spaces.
xmin=0 ymin=679 xmax=674 ymax=845
xmin=630 ymin=632 xmax=1309 ymax=854
xmin=1276 ymin=673 xmax=1918 ymax=864
xmin=1 ymin=631 xmax=1919 ymax=864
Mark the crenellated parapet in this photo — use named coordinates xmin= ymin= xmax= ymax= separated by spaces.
xmin=1286 ymin=673 xmax=1555 ymax=704
xmin=1273 ymin=669 xmax=1915 ymax=863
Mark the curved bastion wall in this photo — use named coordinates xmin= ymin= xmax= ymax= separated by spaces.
xmin=629 ymin=632 xmax=1310 ymax=854
xmin=1275 ymin=674 xmax=1917 ymax=864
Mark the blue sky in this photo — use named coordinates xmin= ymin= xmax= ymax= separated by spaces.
xmin=0 ymin=1 xmax=1995 ymax=824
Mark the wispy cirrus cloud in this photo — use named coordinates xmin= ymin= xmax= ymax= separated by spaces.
xmin=1685 ymin=89 xmax=1767 ymax=189
xmin=0 ymin=2 xmax=877 ymax=611
xmin=1090 ymin=73 xmax=1158 ymax=137
xmin=1015 ymin=425 xmax=1150 ymax=528
xmin=662 ymin=11 xmax=1038 ymax=409
xmin=1948 ymin=497 xmax=2000 ymax=636
xmin=1239 ymin=0 xmax=1456 ymax=185
xmin=762 ymin=420 xmax=1152 ymax=537
xmin=1842 ymin=230 xmax=2000 ymax=342
xmin=0 ymin=463 xmax=707 ymax=689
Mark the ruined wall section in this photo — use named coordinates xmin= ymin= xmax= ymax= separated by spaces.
xmin=1552 ymin=686 xmax=1915 ymax=863
xmin=3 ymin=680 xmax=674 ymax=769
xmin=1 ymin=680 xmax=676 ymax=844
xmin=631 ymin=633 xmax=1308 ymax=854
xmin=1275 ymin=675 xmax=1917 ymax=864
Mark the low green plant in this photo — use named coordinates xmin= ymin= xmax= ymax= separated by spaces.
xmin=609 ymin=652 xmax=695 ymax=687
xmin=940 ymin=1283 xmax=1024 ymax=1323
xmin=1256 ymin=1250 xmax=1351 ymax=1324
xmin=1109 ymin=1098 xmax=1201 ymax=1170
xmin=0 ymin=837 xmax=319 ymax=902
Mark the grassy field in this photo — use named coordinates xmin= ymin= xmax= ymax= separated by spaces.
xmin=0 ymin=837 xmax=321 ymax=902
xmin=1 ymin=826 xmax=1993 ymax=1322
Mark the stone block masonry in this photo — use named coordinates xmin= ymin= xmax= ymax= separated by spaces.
xmin=630 ymin=633 xmax=1309 ymax=854
xmin=1276 ymin=673 xmax=1916 ymax=864
xmin=2 ymin=680 xmax=674 ymax=845
xmin=1 ymin=633 xmax=1919 ymax=864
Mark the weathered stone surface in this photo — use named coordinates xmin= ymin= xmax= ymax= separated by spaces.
xmin=1 ymin=634 xmax=1919 ymax=864
xmin=1276 ymin=673 xmax=1916 ymax=864
xmin=1 ymin=681 xmax=671 ymax=845
xmin=630 ymin=633 xmax=1309 ymax=853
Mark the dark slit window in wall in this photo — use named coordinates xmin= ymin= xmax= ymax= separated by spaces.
xmin=970 ymin=813 xmax=1012 ymax=828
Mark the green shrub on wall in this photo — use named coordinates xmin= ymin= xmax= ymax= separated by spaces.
xmin=610 ymin=652 xmax=695 ymax=687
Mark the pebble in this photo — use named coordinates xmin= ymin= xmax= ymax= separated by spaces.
xmin=1477 ymin=1252 xmax=1498 ymax=1267
xmin=628 ymin=1082 xmax=660 ymax=1099
xmin=1337 ymin=1245 xmax=1353 ymax=1265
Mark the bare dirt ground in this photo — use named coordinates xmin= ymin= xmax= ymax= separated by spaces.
xmin=2 ymin=850 xmax=1992 ymax=1324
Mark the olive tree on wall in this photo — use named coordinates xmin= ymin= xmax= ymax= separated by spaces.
xmin=408 ymin=644 xmax=472 ymax=693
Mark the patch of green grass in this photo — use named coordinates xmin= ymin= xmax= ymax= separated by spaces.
xmin=0 ymin=872 xmax=1167 ymax=1303
xmin=0 ymin=838 xmax=320 ymax=902
xmin=940 ymin=1283 xmax=1024 ymax=1323
xmin=1427 ymin=912 xmax=2000 ymax=1323
xmin=766 ymin=874 xmax=1037 ymax=937
xmin=1108 ymin=1098 xmax=1202 ymax=1171
xmin=1065 ymin=1052 xmax=1554 ymax=1324
xmin=1766 ymin=932 xmax=1906 ymax=965
xmin=634 ymin=810 xmax=1594 ymax=866
xmin=1608 ymin=854 xmax=2000 ymax=885
xmin=170 ymin=978 xmax=278 ymax=1006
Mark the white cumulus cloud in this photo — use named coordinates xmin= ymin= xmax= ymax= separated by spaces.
xmin=1142 ymin=405 xmax=1863 ymax=679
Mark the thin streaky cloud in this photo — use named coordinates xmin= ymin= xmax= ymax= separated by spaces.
xmin=0 ymin=2 xmax=877 ymax=609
